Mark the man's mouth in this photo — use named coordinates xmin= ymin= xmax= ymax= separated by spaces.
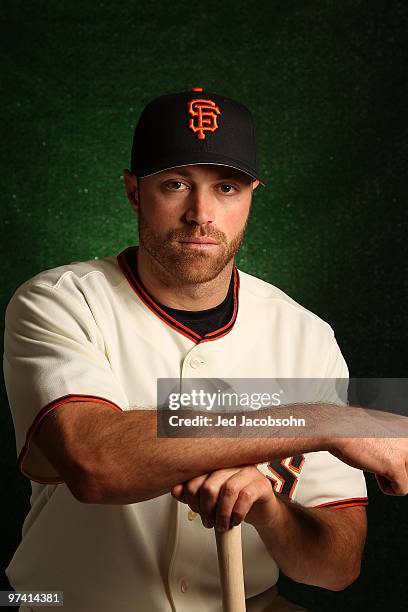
xmin=177 ymin=237 xmax=220 ymax=250
xmin=178 ymin=237 xmax=219 ymax=245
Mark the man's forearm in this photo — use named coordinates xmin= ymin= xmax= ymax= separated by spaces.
xmin=77 ymin=405 xmax=338 ymax=504
xmin=57 ymin=401 xmax=407 ymax=504
xmin=248 ymin=495 xmax=367 ymax=590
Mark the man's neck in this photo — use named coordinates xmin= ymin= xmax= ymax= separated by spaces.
xmin=136 ymin=246 xmax=234 ymax=311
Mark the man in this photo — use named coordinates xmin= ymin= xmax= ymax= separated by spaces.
xmin=4 ymin=88 xmax=408 ymax=612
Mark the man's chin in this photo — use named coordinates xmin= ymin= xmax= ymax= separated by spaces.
xmin=138 ymin=237 xmax=237 ymax=284
xmin=170 ymin=262 xmax=226 ymax=285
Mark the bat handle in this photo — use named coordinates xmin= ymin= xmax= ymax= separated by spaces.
xmin=215 ymin=524 xmax=246 ymax=612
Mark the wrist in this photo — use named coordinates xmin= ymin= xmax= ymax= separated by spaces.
xmin=245 ymin=491 xmax=284 ymax=530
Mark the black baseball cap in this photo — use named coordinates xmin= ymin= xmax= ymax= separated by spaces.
xmin=131 ymin=87 xmax=265 ymax=185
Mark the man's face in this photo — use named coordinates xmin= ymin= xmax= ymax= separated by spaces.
xmin=127 ymin=164 xmax=259 ymax=285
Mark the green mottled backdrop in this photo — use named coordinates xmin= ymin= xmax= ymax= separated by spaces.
xmin=1 ymin=1 xmax=407 ymax=610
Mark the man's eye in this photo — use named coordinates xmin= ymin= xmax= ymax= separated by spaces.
xmin=166 ymin=181 xmax=187 ymax=191
xmin=219 ymin=184 xmax=236 ymax=194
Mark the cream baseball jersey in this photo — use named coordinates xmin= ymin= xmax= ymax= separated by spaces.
xmin=4 ymin=245 xmax=368 ymax=612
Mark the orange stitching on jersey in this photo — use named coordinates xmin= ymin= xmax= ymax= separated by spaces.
xmin=266 ymin=456 xmax=306 ymax=499
xmin=314 ymin=497 xmax=369 ymax=509
xmin=18 ymin=394 xmax=123 ymax=483
xmin=265 ymin=466 xmax=285 ymax=494
xmin=118 ymin=247 xmax=240 ymax=344
xmin=117 ymin=248 xmax=201 ymax=342
xmin=202 ymin=268 xmax=239 ymax=340
xmin=287 ymin=454 xmax=306 ymax=474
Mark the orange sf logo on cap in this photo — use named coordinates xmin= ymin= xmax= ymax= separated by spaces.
xmin=187 ymin=98 xmax=221 ymax=140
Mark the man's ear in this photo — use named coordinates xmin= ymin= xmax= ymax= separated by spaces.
xmin=252 ymin=179 xmax=260 ymax=191
xmin=123 ymin=169 xmax=139 ymax=213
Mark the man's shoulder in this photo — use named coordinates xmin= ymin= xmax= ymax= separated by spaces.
xmin=16 ymin=255 xmax=123 ymax=293
xmin=237 ymin=267 xmax=334 ymax=334
xmin=7 ymin=255 xmax=126 ymax=313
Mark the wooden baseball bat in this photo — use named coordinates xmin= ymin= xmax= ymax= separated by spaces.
xmin=215 ymin=524 xmax=246 ymax=612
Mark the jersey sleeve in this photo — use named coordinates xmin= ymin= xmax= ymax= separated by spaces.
xmin=3 ymin=278 xmax=128 ymax=484
xmin=258 ymin=334 xmax=368 ymax=509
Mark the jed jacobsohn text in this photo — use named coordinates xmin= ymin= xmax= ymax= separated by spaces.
xmin=168 ymin=414 xmax=306 ymax=427
xmin=168 ymin=389 xmax=283 ymax=411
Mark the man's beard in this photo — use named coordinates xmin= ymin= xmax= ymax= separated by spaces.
xmin=137 ymin=207 xmax=250 ymax=285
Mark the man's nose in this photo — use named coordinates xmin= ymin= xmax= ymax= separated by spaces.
xmin=184 ymin=187 xmax=215 ymax=225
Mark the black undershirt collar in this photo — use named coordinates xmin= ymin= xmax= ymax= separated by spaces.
xmin=133 ymin=258 xmax=235 ymax=336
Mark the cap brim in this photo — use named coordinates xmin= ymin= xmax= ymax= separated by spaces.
xmin=134 ymin=153 xmax=265 ymax=186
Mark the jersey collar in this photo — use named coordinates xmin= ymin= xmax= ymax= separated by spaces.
xmin=117 ymin=246 xmax=239 ymax=344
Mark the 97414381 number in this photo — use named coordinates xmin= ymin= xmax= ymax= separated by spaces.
xmin=0 ymin=591 xmax=63 ymax=607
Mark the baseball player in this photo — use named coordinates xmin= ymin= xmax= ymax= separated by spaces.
xmin=4 ymin=88 xmax=408 ymax=612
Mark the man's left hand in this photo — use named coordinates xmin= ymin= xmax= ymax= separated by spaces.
xmin=171 ymin=466 xmax=277 ymax=531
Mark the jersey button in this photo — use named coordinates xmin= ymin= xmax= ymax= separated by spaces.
xmin=188 ymin=510 xmax=198 ymax=521
xmin=189 ymin=357 xmax=201 ymax=369
xmin=180 ymin=579 xmax=189 ymax=593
